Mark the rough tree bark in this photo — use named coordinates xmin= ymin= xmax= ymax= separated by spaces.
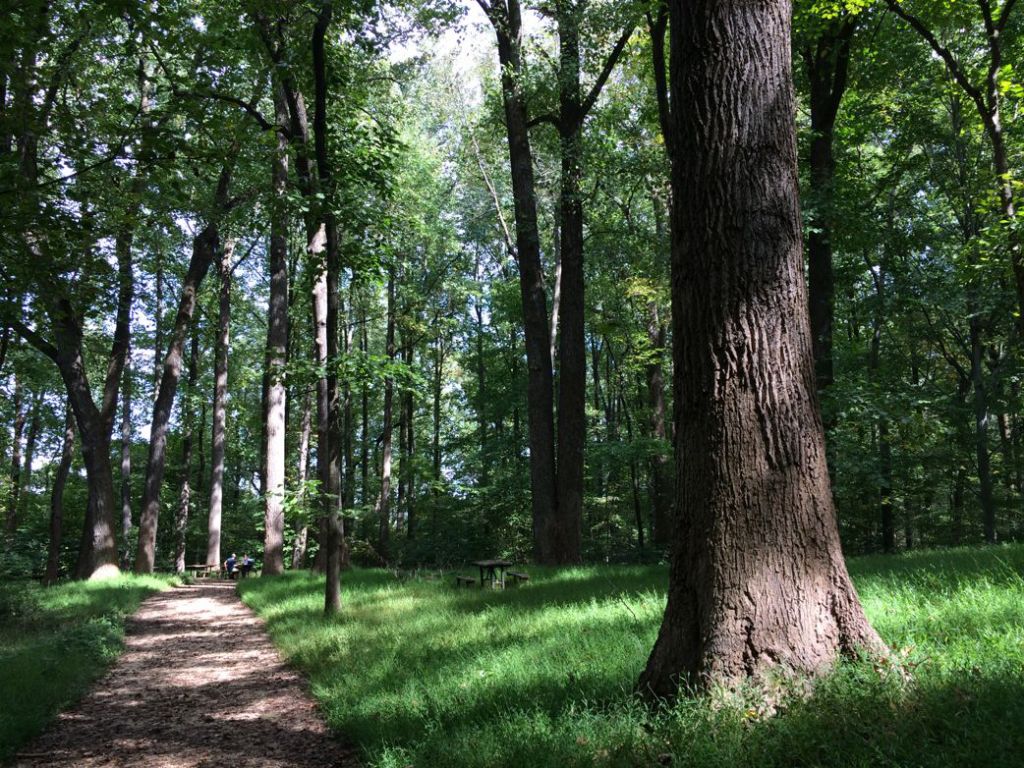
xmin=638 ymin=0 xmax=884 ymax=697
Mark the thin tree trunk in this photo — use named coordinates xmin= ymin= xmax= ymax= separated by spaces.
xmin=867 ymin=258 xmax=894 ymax=553
xmin=120 ymin=354 xmax=133 ymax=569
xmin=19 ymin=391 xmax=41 ymax=515
xmin=263 ymin=86 xmax=290 ymax=576
xmin=639 ymin=0 xmax=883 ymax=697
xmin=135 ymin=218 xmax=222 ymax=573
xmin=154 ymin=253 xmax=163 ymax=394
xmin=480 ymin=0 xmax=558 ymax=561
xmin=5 ymin=375 xmax=25 ymax=535
xmin=377 ymin=269 xmax=396 ymax=561
xmin=292 ymin=390 xmax=312 ymax=570
xmin=802 ymin=17 xmax=855 ymax=396
xmin=44 ymin=406 xmax=75 ymax=585
xmin=432 ymin=332 xmax=443 ymax=492
xmin=646 ymin=303 xmax=671 ymax=547
xmin=970 ymin=317 xmax=997 ymax=543
xmin=207 ymin=227 xmax=231 ymax=567
xmin=175 ymin=328 xmax=199 ymax=573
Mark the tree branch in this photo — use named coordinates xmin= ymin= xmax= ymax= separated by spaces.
xmin=527 ymin=112 xmax=560 ymax=130
xmin=9 ymin=319 xmax=58 ymax=362
xmin=886 ymin=0 xmax=989 ymax=118
xmin=579 ymin=23 xmax=635 ymax=120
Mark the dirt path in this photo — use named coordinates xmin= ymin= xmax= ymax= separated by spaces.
xmin=15 ymin=581 xmax=358 ymax=768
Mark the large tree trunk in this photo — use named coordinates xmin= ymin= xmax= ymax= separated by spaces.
xmin=638 ymin=0 xmax=883 ymax=697
xmin=44 ymin=405 xmax=75 ymax=586
xmin=263 ymin=85 xmax=290 ymax=576
xmin=207 ymin=227 xmax=231 ymax=568
xmin=481 ymin=0 xmax=558 ymax=560
xmin=174 ymin=328 xmax=199 ymax=574
xmin=135 ymin=221 xmax=220 ymax=573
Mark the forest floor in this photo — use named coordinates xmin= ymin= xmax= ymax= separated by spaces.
xmin=9 ymin=580 xmax=358 ymax=768
xmin=240 ymin=546 xmax=1024 ymax=768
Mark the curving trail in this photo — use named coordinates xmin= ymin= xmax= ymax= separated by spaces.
xmin=15 ymin=581 xmax=357 ymax=768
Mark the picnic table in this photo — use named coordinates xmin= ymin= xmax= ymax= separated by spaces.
xmin=472 ymin=559 xmax=513 ymax=589
xmin=185 ymin=564 xmax=217 ymax=579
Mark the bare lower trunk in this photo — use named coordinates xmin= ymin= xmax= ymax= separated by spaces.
xmin=135 ymin=224 xmax=219 ymax=573
xmin=44 ymin=406 xmax=75 ymax=585
xmin=175 ymin=330 xmax=199 ymax=574
xmin=120 ymin=356 xmax=133 ymax=568
xmin=638 ymin=0 xmax=883 ymax=697
xmin=207 ymin=232 xmax=231 ymax=567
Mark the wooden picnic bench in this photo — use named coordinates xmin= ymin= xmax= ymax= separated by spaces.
xmin=454 ymin=575 xmax=477 ymax=587
xmin=185 ymin=564 xmax=217 ymax=579
xmin=505 ymin=571 xmax=529 ymax=584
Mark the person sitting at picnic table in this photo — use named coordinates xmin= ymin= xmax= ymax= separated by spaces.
xmin=224 ymin=553 xmax=237 ymax=580
xmin=240 ymin=554 xmax=254 ymax=578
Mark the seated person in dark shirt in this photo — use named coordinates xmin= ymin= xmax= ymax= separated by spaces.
xmin=240 ymin=554 xmax=254 ymax=578
xmin=224 ymin=553 xmax=237 ymax=579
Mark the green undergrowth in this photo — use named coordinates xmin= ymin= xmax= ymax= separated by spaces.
xmin=0 ymin=574 xmax=172 ymax=764
xmin=239 ymin=546 xmax=1024 ymax=768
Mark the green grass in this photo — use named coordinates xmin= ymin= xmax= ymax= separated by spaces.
xmin=0 ymin=575 xmax=172 ymax=764
xmin=240 ymin=546 xmax=1024 ymax=768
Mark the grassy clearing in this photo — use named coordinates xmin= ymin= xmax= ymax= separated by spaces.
xmin=0 ymin=575 xmax=171 ymax=764
xmin=241 ymin=546 xmax=1024 ymax=768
